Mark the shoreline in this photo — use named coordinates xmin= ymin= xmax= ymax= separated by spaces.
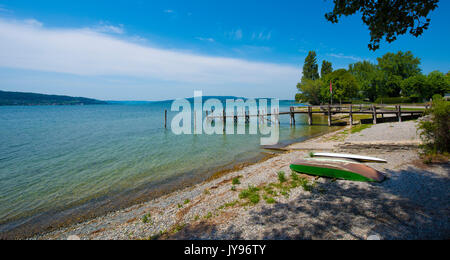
xmin=1 ymin=123 xmax=340 ymax=240
xmin=20 ymin=121 xmax=450 ymax=239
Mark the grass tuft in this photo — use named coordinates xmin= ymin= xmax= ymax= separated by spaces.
xmin=142 ymin=213 xmax=152 ymax=224
xmin=204 ymin=212 xmax=213 ymax=219
xmin=351 ymin=124 xmax=373 ymax=134
xmin=239 ymin=185 xmax=261 ymax=204
xmin=278 ymin=171 xmax=287 ymax=183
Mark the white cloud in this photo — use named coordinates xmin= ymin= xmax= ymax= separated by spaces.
xmin=0 ymin=18 xmax=299 ymax=91
xmin=24 ymin=19 xmax=43 ymax=27
xmin=227 ymin=29 xmax=243 ymax=40
xmin=164 ymin=9 xmax=174 ymax=14
xmin=252 ymin=31 xmax=272 ymax=41
xmin=195 ymin=37 xmax=215 ymax=43
xmin=328 ymin=53 xmax=362 ymax=62
xmin=94 ymin=23 xmax=125 ymax=34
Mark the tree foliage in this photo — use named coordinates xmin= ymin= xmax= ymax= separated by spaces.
xmin=321 ymin=60 xmax=333 ymax=78
xmin=297 ymin=79 xmax=323 ymax=105
xmin=322 ymin=69 xmax=359 ymax=102
xmin=419 ymin=94 xmax=450 ymax=153
xmin=401 ymin=74 xmax=429 ymax=99
xmin=427 ymin=71 xmax=450 ymax=96
xmin=325 ymin=0 xmax=440 ymax=50
xmin=349 ymin=61 xmax=382 ymax=101
xmin=377 ymin=51 xmax=421 ymax=79
xmin=302 ymin=51 xmax=320 ymax=81
xmin=0 ymin=90 xmax=106 ymax=106
xmin=296 ymin=50 xmax=448 ymax=104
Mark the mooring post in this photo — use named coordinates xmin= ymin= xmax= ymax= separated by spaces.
xmin=194 ymin=110 xmax=196 ymax=133
xmin=349 ymin=105 xmax=353 ymax=126
xmin=289 ymin=107 xmax=296 ymax=126
xmin=372 ymin=105 xmax=377 ymax=124
xmin=223 ymin=109 xmax=226 ymax=132
xmin=292 ymin=107 xmax=296 ymax=126
xmin=328 ymin=104 xmax=332 ymax=127
xmin=306 ymin=106 xmax=312 ymax=125
xmin=164 ymin=110 xmax=167 ymax=129
xmin=289 ymin=107 xmax=292 ymax=126
xmin=276 ymin=108 xmax=280 ymax=125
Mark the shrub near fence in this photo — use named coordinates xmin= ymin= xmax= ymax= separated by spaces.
xmin=419 ymin=95 xmax=450 ymax=153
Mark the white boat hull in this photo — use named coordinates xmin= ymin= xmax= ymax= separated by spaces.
xmin=312 ymin=153 xmax=387 ymax=163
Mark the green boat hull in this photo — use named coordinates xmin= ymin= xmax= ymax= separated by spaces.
xmin=290 ymin=163 xmax=379 ymax=182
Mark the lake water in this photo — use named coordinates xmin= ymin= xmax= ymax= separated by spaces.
xmin=0 ymin=99 xmax=338 ymax=238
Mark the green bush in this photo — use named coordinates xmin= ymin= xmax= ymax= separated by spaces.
xmin=419 ymin=95 xmax=450 ymax=153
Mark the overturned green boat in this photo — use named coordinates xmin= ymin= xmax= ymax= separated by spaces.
xmin=290 ymin=158 xmax=386 ymax=183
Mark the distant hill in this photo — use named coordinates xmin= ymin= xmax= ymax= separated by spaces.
xmin=0 ymin=90 xmax=107 ymax=106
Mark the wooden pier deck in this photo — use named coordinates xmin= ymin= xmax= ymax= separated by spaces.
xmin=164 ymin=104 xmax=427 ymax=128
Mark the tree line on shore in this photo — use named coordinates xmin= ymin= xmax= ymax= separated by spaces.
xmin=296 ymin=51 xmax=450 ymax=105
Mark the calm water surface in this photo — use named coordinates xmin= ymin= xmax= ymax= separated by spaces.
xmin=0 ymin=100 xmax=338 ymax=238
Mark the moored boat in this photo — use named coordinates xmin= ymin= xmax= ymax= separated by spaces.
xmin=290 ymin=158 xmax=386 ymax=182
xmin=312 ymin=152 xmax=387 ymax=163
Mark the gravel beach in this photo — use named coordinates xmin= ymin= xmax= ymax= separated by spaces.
xmin=33 ymin=121 xmax=449 ymax=240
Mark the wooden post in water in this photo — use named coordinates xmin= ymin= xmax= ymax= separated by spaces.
xmin=164 ymin=110 xmax=167 ymax=129
xmin=277 ymin=108 xmax=280 ymax=125
xmin=289 ymin=107 xmax=293 ymax=126
xmin=327 ymin=104 xmax=332 ymax=127
xmin=372 ymin=105 xmax=377 ymax=125
xmin=194 ymin=110 xmax=196 ymax=133
xmin=289 ymin=107 xmax=296 ymax=126
xmin=292 ymin=108 xmax=296 ymax=126
xmin=223 ymin=109 xmax=226 ymax=132
xmin=349 ymin=105 xmax=353 ymax=126
xmin=308 ymin=106 xmax=313 ymax=126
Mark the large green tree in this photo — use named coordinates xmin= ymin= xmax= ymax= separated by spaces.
xmin=377 ymin=51 xmax=421 ymax=96
xmin=427 ymin=71 xmax=450 ymax=97
xmin=297 ymin=79 xmax=323 ymax=105
xmin=321 ymin=60 xmax=333 ymax=78
xmin=325 ymin=0 xmax=440 ymax=50
xmin=401 ymin=71 xmax=449 ymax=101
xmin=302 ymin=51 xmax=320 ymax=81
xmin=322 ymin=69 xmax=359 ymax=103
xmin=377 ymin=51 xmax=421 ymax=79
xmin=401 ymin=74 xmax=429 ymax=99
xmin=349 ymin=61 xmax=383 ymax=101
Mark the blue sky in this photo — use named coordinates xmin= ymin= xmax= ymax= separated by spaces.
xmin=0 ymin=0 xmax=449 ymax=100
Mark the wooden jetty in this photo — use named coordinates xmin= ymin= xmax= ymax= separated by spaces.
xmin=164 ymin=104 xmax=427 ymax=128
xmin=290 ymin=104 xmax=427 ymax=126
